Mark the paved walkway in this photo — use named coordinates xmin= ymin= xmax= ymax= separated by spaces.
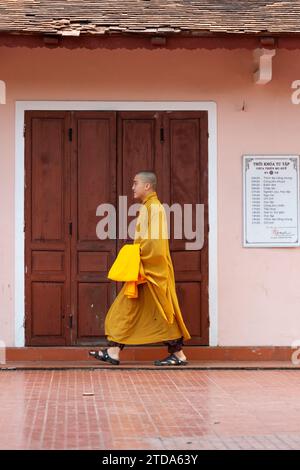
xmin=0 ymin=369 xmax=300 ymax=450
xmin=2 ymin=360 xmax=300 ymax=369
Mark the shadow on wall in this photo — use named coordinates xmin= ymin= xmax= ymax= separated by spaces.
xmin=0 ymin=80 xmax=6 ymax=104
xmin=0 ymin=341 xmax=6 ymax=364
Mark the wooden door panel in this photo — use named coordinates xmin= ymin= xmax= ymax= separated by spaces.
xmin=172 ymin=251 xmax=202 ymax=281
xmin=118 ymin=112 xmax=159 ymax=202
xmin=77 ymin=117 xmax=113 ymax=240
xmin=117 ymin=112 xmax=163 ymax=243
xmin=71 ymin=112 xmax=117 ymax=345
xmin=31 ymin=118 xmax=65 ymax=242
xmin=25 ymin=111 xmax=70 ymax=346
xmin=31 ymin=282 xmax=65 ymax=337
xmin=31 ymin=251 xmax=65 ymax=272
xmin=77 ymin=283 xmax=107 ymax=338
xmin=163 ymin=112 xmax=209 ymax=345
xmin=176 ymin=282 xmax=202 ymax=338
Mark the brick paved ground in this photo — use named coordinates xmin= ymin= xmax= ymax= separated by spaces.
xmin=0 ymin=369 xmax=300 ymax=450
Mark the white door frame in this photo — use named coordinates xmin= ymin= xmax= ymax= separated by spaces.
xmin=15 ymin=100 xmax=218 ymax=347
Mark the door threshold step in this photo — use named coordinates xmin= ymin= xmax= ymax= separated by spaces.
xmin=5 ymin=346 xmax=297 ymax=362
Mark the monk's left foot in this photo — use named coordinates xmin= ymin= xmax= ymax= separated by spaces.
xmin=89 ymin=348 xmax=120 ymax=365
xmin=154 ymin=354 xmax=188 ymax=366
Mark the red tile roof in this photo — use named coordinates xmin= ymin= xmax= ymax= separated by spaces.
xmin=0 ymin=1 xmax=300 ymax=37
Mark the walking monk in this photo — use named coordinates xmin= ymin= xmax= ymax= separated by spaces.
xmin=89 ymin=171 xmax=191 ymax=366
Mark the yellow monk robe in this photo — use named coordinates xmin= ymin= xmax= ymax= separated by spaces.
xmin=105 ymin=191 xmax=191 ymax=344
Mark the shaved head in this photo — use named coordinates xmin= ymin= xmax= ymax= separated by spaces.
xmin=132 ymin=171 xmax=158 ymax=202
xmin=136 ymin=171 xmax=157 ymax=190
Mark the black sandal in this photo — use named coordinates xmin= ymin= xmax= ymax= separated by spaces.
xmin=154 ymin=354 xmax=188 ymax=366
xmin=89 ymin=348 xmax=120 ymax=365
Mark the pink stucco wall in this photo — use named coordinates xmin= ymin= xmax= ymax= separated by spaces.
xmin=1 ymin=44 xmax=300 ymax=346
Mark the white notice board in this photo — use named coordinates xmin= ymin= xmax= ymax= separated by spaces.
xmin=243 ymin=155 xmax=300 ymax=247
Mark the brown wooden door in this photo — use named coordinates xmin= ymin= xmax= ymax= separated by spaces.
xmin=25 ymin=111 xmax=71 ymax=345
xmin=25 ymin=110 xmax=208 ymax=346
xmin=117 ymin=111 xmax=209 ymax=345
xmin=70 ymin=112 xmax=117 ymax=345
xmin=162 ymin=112 xmax=209 ymax=345
xmin=25 ymin=111 xmax=117 ymax=346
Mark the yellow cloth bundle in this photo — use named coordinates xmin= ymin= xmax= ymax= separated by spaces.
xmin=107 ymin=243 xmax=146 ymax=298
